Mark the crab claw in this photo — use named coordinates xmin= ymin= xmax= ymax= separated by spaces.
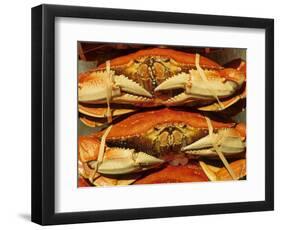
xmin=155 ymin=69 xmax=244 ymax=107
xmin=79 ymin=136 xmax=163 ymax=176
xmin=154 ymin=73 xmax=189 ymax=91
xmin=114 ymin=75 xmax=152 ymax=98
xmin=181 ymin=129 xmax=246 ymax=157
xmin=79 ymin=71 xmax=152 ymax=103
xmin=88 ymin=148 xmax=164 ymax=175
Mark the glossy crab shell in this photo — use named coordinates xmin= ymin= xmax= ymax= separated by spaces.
xmin=79 ymin=108 xmax=246 ymax=186
xmin=78 ymin=48 xmax=246 ymax=110
xmin=94 ymin=108 xmax=245 ymax=157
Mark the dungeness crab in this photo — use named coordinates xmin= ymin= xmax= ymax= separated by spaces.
xmin=78 ymin=48 xmax=246 ymax=127
xmin=79 ymin=108 xmax=246 ymax=186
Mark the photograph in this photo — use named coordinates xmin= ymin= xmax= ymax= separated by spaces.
xmin=30 ymin=4 xmax=274 ymax=225
xmin=77 ymin=43 xmax=247 ymax=187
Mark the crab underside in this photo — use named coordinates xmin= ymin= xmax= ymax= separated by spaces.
xmin=78 ymin=49 xmax=246 ymax=128
xmin=79 ymin=109 xmax=246 ymax=186
xmin=77 ymin=48 xmax=247 ymax=186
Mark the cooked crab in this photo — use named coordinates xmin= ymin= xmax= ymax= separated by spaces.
xmin=78 ymin=108 xmax=246 ymax=186
xmin=98 ymin=108 xmax=246 ymax=158
xmin=78 ymin=48 xmax=246 ymax=123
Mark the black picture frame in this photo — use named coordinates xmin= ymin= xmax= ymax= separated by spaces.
xmin=31 ymin=4 xmax=274 ymax=225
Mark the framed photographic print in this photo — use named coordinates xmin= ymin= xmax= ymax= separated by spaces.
xmin=31 ymin=4 xmax=274 ymax=225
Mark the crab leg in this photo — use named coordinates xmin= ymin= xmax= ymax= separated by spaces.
xmin=78 ymin=104 xmax=136 ymax=118
xmin=198 ymin=87 xmax=246 ymax=111
xmin=199 ymin=159 xmax=246 ymax=181
xmin=92 ymin=175 xmax=140 ymax=187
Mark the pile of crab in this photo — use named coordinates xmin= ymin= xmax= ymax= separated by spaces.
xmin=78 ymin=48 xmax=247 ymax=186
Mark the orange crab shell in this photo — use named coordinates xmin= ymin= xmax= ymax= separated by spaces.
xmin=102 ymin=108 xmax=235 ymax=139
xmin=78 ymin=176 xmax=91 ymax=187
xmin=78 ymin=48 xmax=223 ymax=86
xmin=134 ymin=164 xmax=209 ymax=184
xmin=79 ymin=136 xmax=101 ymax=163
xmin=216 ymin=159 xmax=246 ymax=180
xmin=78 ymin=48 xmax=246 ymax=113
xmin=98 ymin=48 xmax=222 ymax=69
xmin=79 ymin=49 xmax=245 ymax=85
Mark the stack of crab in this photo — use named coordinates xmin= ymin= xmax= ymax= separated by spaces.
xmin=78 ymin=48 xmax=247 ymax=186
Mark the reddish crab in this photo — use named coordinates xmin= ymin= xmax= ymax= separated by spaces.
xmin=78 ymin=108 xmax=246 ymax=186
xmin=78 ymin=48 xmax=246 ymax=126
